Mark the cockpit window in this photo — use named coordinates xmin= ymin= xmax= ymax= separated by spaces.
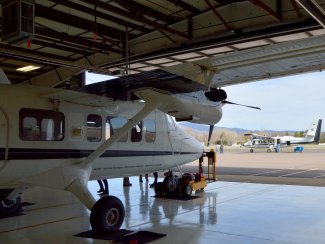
xmin=20 ymin=108 xmax=64 ymax=141
xmin=166 ymin=115 xmax=176 ymax=131
xmin=144 ymin=119 xmax=156 ymax=143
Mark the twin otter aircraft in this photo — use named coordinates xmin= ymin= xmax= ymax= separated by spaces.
xmin=244 ymin=119 xmax=322 ymax=152
xmin=0 ymin=68 xmax=228 ymax=233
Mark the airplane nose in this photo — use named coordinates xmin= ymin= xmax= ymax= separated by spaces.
xmin=177 ymin=128 xmax=202 ymax=151
xmin=244 ymin=142 xmax=250 ymax=147
xmin=183 ymin=134 xmax=204 ymax=153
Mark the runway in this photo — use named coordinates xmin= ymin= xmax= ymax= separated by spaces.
xmin=1 ymin=146 xmax=325 ymax=243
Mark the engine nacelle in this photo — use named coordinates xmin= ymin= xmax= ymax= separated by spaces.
xmin=135 ymin=89 xmax=223 ymax=125
xmin=167 ymin=91 xmax=223 ymax=125
xmin=204 ymin=88 xmax=227 ymax=102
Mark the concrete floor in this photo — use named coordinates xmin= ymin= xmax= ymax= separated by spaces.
xmin=1 ymin=176 xmax=325 ymax=243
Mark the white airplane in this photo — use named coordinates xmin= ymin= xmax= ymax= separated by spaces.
xmin=0 ymin=73 xmax=237 ymax=233
xmin=243 ymin=119 xmax=322 ymax=153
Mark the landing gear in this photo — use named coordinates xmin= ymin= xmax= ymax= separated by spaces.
xmin=0 ymin=196 xmax=21 ymax=214
xmin=66 ymin=178 xmax=125 ymax=234
xmin=90 ymin=195 xmax=125 ymax=233
xmin=154 ymin=171 xmax=207 ymax=197
xmin=163 ymin=173 xmax=179 ymax=196
xmin=250 ymin=149 xmax=254 ymax=153
xmin=182 ymin=184 xmax=192 ymax=196
xmin=0 ymin=190 xmax=22 ymax=215
xmin=154 ymin=182 xmax=165 ymax=197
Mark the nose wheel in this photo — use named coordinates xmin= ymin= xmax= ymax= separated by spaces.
xmin=0 ymin=196 xmax=21 ymax=214
xmin=163 ymin=175 xmax=179 ymax=196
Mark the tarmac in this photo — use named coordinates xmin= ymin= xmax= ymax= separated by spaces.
xmin=183 ymin=144 xmax=325 ymax=186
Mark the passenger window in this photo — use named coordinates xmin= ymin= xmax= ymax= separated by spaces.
xmin=144 ymin=119 xmax=156 ymax=143
xmin=131 ymin=121 xmax=142 ymax=142
xmin=108 ymin=117 xmax=128 ymax=142
xmin=23 ymin=117 xmax=38 ymax=140
xmin=87 ymin=114 xmax=102 ymax=142
xmin=41 ymin=118 xmax=54 ymax=140
xmin=20 ymin=108 xmax=64 ymax=141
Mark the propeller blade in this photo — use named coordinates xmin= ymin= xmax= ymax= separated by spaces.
xmin=207 ymin=124 xmax=214 ymax=146
xmin=222 ymin=100 xmax=261 ymax=110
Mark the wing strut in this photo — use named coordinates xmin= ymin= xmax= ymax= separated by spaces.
xmin=81 ymin=99 xmax=161 ymax=167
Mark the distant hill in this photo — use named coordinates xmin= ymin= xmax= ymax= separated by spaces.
xmin=178 ymin=122 xmax=296 ymax=135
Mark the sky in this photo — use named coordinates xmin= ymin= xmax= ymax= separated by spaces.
xmin=217 ymin=71 xmax=325 ymax=131
xmin=86 ymin=71 xmax=325 ymax=132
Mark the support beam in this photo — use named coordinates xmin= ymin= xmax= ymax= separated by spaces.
xmin=0 ymin=43 xmax=76 ymax=62
xmin=204 ymin=0 xmax=233 ymax=31
xmin=49 ymin=0 xmax=150 ymax=33
xmin=113 ymin=0 xmax=182 ymax=24
xmin=20 ymin=52 xmax=113 ymax=87
xmin=290 ymin=0 xmax=303 ymax=17
xmin=276 ymin=0 xmax=283 ymax=21
xmin=35 ymin=27 xmax=121 ymax=54
xmin=249 ymin=0 xmax=281 ymax=22
xmin=103 ymin=18 xmax=320 ymax=69
xmin=35 ymin=4 xmax=135 ymax=40
xmin=32 ymin=39 xmax=92 ymax=57
xmin=295 ymin=0 xmax=325 ymax=28
xmin=78 ymin=0 xmax=189 ymax=40
xmin=188 ymin=17 xmax=193 ymax=40
xmin=0 ymin=46 xmax=110 ymax=74
xmin=167 ymin=0 xmax=202 ymax=15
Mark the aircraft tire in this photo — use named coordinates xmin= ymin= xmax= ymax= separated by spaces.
xmin=154 ymin=182 xmax=165 ymax=197
xmin=250 ymin=149 xmax=254 ymax=153
xmin=0 ymin=196 xmax=21 ymax=215
xmin=163 ymin=175 xmax=179 ymax=196
xmin=182 ymin=184 xmax=192 ymax=196
xmin=267 ymin=149 xmax=271 ymax=153
xmin=90 ymin=195 xmax=125 ymax=233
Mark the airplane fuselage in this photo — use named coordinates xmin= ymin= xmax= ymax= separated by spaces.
xmin=0 ymin=85 xmax=206 ymax=189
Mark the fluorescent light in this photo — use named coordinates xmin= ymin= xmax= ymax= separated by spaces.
xmin=16 ymin=65 xmax=40 ymax=72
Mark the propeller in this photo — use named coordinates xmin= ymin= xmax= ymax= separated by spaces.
xmin=206 ymin=100 xmax=260 ymax=146
xmin=204 ymin=88 xmax=261 ymax=146
xmin=207 ymin=125 xmax=214 ymax=146
xmin=222 ymin=100 xmax=261 ymax=110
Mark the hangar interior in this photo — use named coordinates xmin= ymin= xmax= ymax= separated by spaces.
xmin=1 ymin=0 xmax=325 ymax=87
xmin=1 ymin=0 xmax=325 ymax=243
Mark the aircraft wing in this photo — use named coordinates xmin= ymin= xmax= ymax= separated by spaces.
xmin=78 ymin=67 xmax=207 ymax=100
xmin=244 ymin=133 xmax=272 ymax=139
xmin=79 ymin=34 xmax=325 ymax=99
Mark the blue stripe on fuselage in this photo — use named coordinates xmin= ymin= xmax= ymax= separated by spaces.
xmin=0 ymin=148 xmax=198 ymax=160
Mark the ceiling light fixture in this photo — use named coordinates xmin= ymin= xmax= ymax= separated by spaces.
xmin=16 ymin=65 xmax=40 ymax=72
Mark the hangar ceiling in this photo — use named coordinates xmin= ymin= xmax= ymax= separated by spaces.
xmin=1 ymin=0 xmax=325 ymax=87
